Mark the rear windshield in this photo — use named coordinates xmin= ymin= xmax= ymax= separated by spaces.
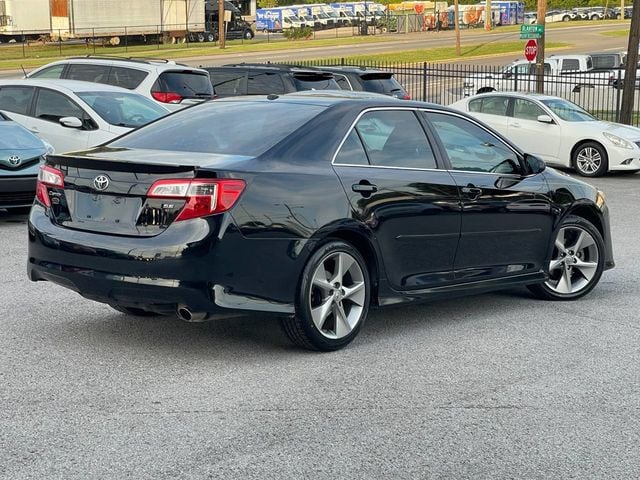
xmin=360 ymin=74 xmax=406 ymax=95
xmin=292 ymin=73 xmax=340 ymax=91
xmin=109 ymin=100 xmax=325 ymax=157
xmin=153 ymin=71 xmax=213 ymax=98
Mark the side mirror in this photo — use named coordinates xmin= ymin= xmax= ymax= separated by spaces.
xmin=537 ymin=114 xmax=554 ymax=124
xmin=59 ymin=116 xmax=83 ymax=129
xmin=525 ymin=154 xmax=546 ymax=175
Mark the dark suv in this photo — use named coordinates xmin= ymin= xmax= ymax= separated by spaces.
xmin=203 ymin=64 xmax=340 ymax=97
xmin=309 ymin=66 xmax=410 ymax=99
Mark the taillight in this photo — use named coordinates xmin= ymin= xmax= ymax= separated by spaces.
xmin=147 ymin=178 xmax=245 ymax=221
xmin=36 ymin=165 xmax=64 ymax=207
xmin=402 ymin=94 xmax=411 ymax=100
xmin=151 ymin=91 xmax=183 ymax=104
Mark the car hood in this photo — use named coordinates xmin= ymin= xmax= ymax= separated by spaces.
xmin=0 ymin=147 xmax=43 ymax=175
xmin=595 ymin=121 xmax=640 ymax=141
xmin=0 ymin=122 xmax=47 ymax=150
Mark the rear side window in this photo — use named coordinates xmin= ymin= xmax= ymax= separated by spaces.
xmin=247 ymin=72 xmax=286 ymax=94
xmin=109 ymin=101 xmax=325 ymax=157
xmin=66 ymin=64 xmax=111 ymax=84
xmin=334 ymin=130 xmax=369 ymax=165
xmin=474 ymin=96 xmax=509 ymax=116
xmin=292 ymin=73 xmax=340 ymax=91
xmin=29 ymin=64 xmax=65 ymax=79
xmin=359 ymin=73 xmax=405 ymax=96
xmin=153 ymin=71 xmax=213 ymax=98
xmin=107 ymin=67 xmax=148 ymax=89
xmin=561 ymin=59 xmax=580 ymax=72
xmin=0 ymin=86 xmax=34 ymax=115
xmin=333 ymin=74 xmax=352 ymax=90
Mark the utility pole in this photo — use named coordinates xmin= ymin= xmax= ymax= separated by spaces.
xmin=454 ymin=0 xmax=461 ymax=55
xmin=535 ymin=0 xmax=546 ymax=93
xmin=620 ymin=0 xmax=640 ymax=124
xmin=485 ymin=0 xmax=492 ymax=31
xmin=218 ymin=0 xmax=225 ymax=48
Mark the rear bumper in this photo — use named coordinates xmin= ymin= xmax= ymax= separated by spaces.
xmin=27 ymin=204 xmax=300 ymax=315
xmin=0 ymin=175 xmax=36 ymax=208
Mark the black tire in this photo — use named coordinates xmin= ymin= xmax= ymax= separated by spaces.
xmin=206 ymin=33 xmax=216 ymax=42
xmin=243 ymin=29 xmax=254 ymax=40
xmin=572 ymin=141 xmax=608 ymax=177
xmin=281 ymin=240 xmax=371 ymax=351
xmin=528 ymin=215 xmax=605 ymax=301
xmin=111 ymin=305 xmax=158 ymax=317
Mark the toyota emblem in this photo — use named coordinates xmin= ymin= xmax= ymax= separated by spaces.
xmin=7 ymin=155 xmax=21 ymax=166
xmin=93 ymin=175 xmax=110 ymax=191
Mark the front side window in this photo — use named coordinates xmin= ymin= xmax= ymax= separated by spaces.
xmin=34 ymin=89 xmax=87 ymax=123
xmin=77 ymin=91 xmax=167 ymax=128
xmin=540 ymin=98 xmax=595 ymax=122
xmin=29 ymin=64 xmax=65 ymax=79
xmin=513 ymin=99 xmax=546 ymax=121
xmin=247 ymin=72 xmax=285 ymax=94
xmin=355 ymin=110 xmax=437 ymax=169
xmin=0 ymin=86 xmax=34 ymax=115
xmin=425 ymin=112 xmax=520 ymax=174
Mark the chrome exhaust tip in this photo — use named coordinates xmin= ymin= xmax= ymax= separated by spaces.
xmin=176 ymin=305 xmax=209 ymax=322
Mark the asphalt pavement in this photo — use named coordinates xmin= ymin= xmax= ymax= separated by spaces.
xmin=1 ymin=171 xmax=639 ymax=479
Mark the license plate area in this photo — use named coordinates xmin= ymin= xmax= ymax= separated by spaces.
xmin=72 ymin=191 xmax=142 ymax=228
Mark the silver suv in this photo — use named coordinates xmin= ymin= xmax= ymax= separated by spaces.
xmin=26 ymin=56 xmax=213 ymax=111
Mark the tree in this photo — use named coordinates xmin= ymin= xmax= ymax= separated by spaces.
xmin=619 ymin=0 xmax=640 ymax=125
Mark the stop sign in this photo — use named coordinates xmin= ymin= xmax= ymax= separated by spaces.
xmin=524 ymin=39 xmax=538 ymax=62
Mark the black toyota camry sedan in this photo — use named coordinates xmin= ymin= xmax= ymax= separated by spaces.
xmin=28 ymin=92 xmax=614 ymax=351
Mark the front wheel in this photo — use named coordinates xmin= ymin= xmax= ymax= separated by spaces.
xmin=528 ymin=215 xmax=605 ymax=300
xmin=282 ymin=241 xmax=370 ymax=351
xmin=572 ymin=142 xmax=608 ymax=177
xmin=243 ymin=30 xmax=254 ymax=40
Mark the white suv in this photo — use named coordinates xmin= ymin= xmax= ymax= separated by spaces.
xmin=26 ymin=56 xmax=213 ymax=111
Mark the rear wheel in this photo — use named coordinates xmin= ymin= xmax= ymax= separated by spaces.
xmin=282 ymin=241 xmax=370 ymax=351
xmin=528 ymin=215 xmax=605 ymax=300
xmin=111 ymin=305 xmax=158 ymax=317
xmin=243 ymin=29 xmax=254 ymax=40
xmin=572 ymin=141 xmax=608 ymax=177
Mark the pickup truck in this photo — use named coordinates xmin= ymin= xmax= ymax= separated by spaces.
xmin=463 ymin=54 xmax=614 ymax=97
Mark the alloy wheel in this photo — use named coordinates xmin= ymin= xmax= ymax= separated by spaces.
xmin=308 ymin=251 xmax=366 ymax=339
xmin=576 ymin=147 xmax=602 ymax=175
xmin=545 ymin=226 xmax=600 ymax=295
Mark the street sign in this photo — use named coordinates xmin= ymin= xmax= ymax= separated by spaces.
xmin=519 ymin=24 xmax=544 ymax=39
xmin=524 ymin=39 xmax=538 ymax=62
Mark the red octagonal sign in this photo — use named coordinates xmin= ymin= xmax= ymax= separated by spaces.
xmin=524 ymin=39 xmax=538 ymax=62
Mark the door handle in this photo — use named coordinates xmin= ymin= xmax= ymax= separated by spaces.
xmin=29 ymin=127 xmax=40 ymax=133
xmin=352 ymin=181 xmax=378 ymax=196
xmin=511 ymin=122 xmax=521 ymax=128
xmin=461 ymin=185 xmax=482 ymax=199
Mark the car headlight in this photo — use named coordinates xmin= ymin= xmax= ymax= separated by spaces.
xmin=603 ymin=132 xmax=634 ymax=149
xmin=596 ymin=190 xmax=606 ymax=210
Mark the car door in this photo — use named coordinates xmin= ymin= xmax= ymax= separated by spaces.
xmin=467 ymin=95 xmax=509 ymax=134
xmin=30 ymin=88 xmax=94 ymax=153
xmin=332 ymin=108 xmax=461 ymax=291
xmin=507 ymin=97 xmax=561 ymax=163
xmin=0 ymin=85 xmax=35 ymax=131
xmin=422 ymin=110 xmax=554 ymax=282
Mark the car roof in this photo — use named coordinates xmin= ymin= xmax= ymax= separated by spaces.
xmin=307 ymin=65 xmax=390 ymax=75
xmin=30 ymin=56 xmax=208 ymax=74
xmin=0 ymin=78 xmax=139 ymax=94
xmin=463 ymin=91 xmax=561 ymax=102
xmin=219 ymin=63 xmax=329 ymax=74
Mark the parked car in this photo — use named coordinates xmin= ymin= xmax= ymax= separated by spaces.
xmin=589 ymin=52 xmax=625 ymax=71
xmin=309 ymin=65 xmax=410 ymax=99
xmin=524 ymin=12 xmax=537 ymax=24
xmin=544 ymin=10 xmax=576 ymax=22
xmin=206 ymin=0 xmax=255 ymax=40
xmin=26 ymin=56 xmax=213 ymax=111
xmin=613 ymin=5 xmax=633 ymax=19
xmin=450 ymin=92 xmax=640 ymax=177
xmin=0 ymin=111 xmax=53 ymax=211
xmin=203 ymin=64 xmax=340 ymax=97
xmin=28 ymin=92 xmax=613 ymax=351
xmin=0 ymin=79 xmax=168 ymax=154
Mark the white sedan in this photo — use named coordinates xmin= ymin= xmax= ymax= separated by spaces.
xmin=450 ymin=92 xmax=640 ymax=177
xmin=0 ymin=79 xmax=169 ymax=154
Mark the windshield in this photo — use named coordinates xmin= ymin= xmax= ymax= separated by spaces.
xmin=0 ymin=122 xmax=44 ymax=149
xmin=541 ymin=98 xmax=596 ymax=122
xmin=293 ymin=74 xmax=340 ymax=91
xmin=109 ymin=100 xmax=325 ymax=157
xmin=78 ymin=91 xmax=168 ymax=128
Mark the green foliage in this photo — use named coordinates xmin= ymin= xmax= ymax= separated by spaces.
xmin=283 ymin=26 xmax=314 ymax=39
xmin=257 ymin=0 xmax=278 ymax=7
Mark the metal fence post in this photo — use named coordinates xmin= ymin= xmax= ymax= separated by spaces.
xmin=58 ymin=30 xmax=62 ymax=56
xmin=22 ymin=31 xmax=25 ymax=58
xmin=93 ymin=28 xmax=96 ymax=54
xmin=422 ymin=62 xmax=427 ymax=102
xmin=615 ymin=69 xmax=622 ymax=123
xmin=125 ymin=26 xmax=128 ymax=52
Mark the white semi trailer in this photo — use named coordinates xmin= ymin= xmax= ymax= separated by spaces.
xmin=0 ymin=0 xmax=206 ymax=44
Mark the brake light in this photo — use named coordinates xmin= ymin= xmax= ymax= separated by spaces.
xmin=402 ymin=94 xmax=411 ymax=100
xmin=147 ymin=178 xmax=246 ymax=221
xmin=36 ymin=165 xmax=64 ymax=207
xmin=151 ymin=91 xmax=183 ymax=104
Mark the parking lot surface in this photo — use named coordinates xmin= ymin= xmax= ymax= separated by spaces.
xmin=1 ymin=172 xmax=639 ymax=479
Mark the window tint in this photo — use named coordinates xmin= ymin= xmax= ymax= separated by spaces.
xmin=66 ymin=64 xmax=111 ymax=84
xmin=561 ymin=59 xmax=580 ymax=71
xmin=334 ymin=74 xmax=352 ymax=90
xmin=468 ymin=98 xmax=482 ymax=112
xmin=77 ymin=91 xmax=166 ymax=128
xmin=513 ymin=98 xmax=546 ymax=121
xmin=478 ymin=96 xmax=509 ymax=116
xmin=107 ymin=67 xmax=148 ymax=89
xmin=334 ymin=130 xmax=369 ymax=165
xmin=355 ymin=110 xmax=437 ymax=169
xmin=209 ymin=71 xmax=247 ymax=95
xmin=247 ymin=72 xmax=286 ymax=94
xmin=109 ymin=101 xmax=324 ymax=157
xmin=154 ymin=71 xmax=213 ymax=98
xmin=360 ymin=74 xmax=406 ymax=96
xmin=425 ymin=112 xmax=520 ymax=174
xmin=292 ymin=74 xmax=340 ymax=91
xmin=0 ymin=86 xmax=34 ymax=115
xmin=34 ymin=89 xmax=86 ymax=123
xmin=29 ymin=64 xmax=65 ymax=79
